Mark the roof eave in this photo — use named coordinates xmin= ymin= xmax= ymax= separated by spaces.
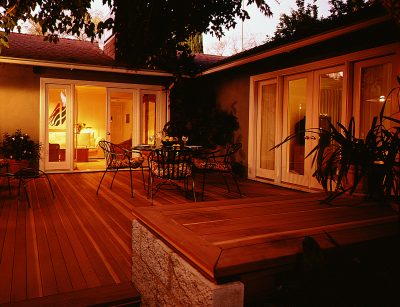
xmin=197 ymin=15 xmax=391 ymax=77
xmin=0 ymin=56 xmax=174 ymax=77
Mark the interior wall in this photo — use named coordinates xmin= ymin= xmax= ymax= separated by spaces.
xmin=0 ymin=63 xmax=40 ymax=141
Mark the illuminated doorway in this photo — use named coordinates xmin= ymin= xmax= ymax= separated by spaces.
xmin=40 ymin=79 xmax=167 ymax=172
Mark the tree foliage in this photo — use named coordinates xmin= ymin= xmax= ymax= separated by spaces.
xmin=271 ymin=0 xmax=319 ymax=41
xmin=0 ymin=0 xmax=272 ymax=69
xmin=111 ymin=0 xmax=271 ymax=69
xmin=0 ymin=0 xmax=110 ymax=45
xmin=267 ymin=0 xmax=393 ymax=43
xmin=329 ymin=0 xmax=373 ymax=17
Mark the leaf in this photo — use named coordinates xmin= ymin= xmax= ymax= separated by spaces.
xmin=383 ymin=115 xmax=400 ymax=125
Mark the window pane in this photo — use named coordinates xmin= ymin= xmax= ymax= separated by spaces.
xmin=259 ymin=83 xmax=276 ymax=170
xmin=360 ymin=63 xmax=391 ymax=138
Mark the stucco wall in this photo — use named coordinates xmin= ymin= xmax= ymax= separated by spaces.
xmin=0 ymin=63 xmax=40 ymax=141
xmin=206 ymin=72 xmax=250 ymax=169
xmin=0 ymin=62 xmax=172 ymax=144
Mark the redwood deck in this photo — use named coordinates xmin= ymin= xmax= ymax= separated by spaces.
xmin=0 ymin=171 xmax=301 ymax=305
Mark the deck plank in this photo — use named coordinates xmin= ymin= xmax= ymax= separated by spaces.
xmin=0 ymin=198 xmax=18 ymax=303
xmin=26 ymin=200 xmax=43 ymax=299
xmin=10 ymin=200 xmax=28 ymax=302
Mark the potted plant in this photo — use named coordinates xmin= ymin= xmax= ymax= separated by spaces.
xmin=1 ymin=129 xmax=41 ymax=172
xmin=274 ymin=84 xmax=400 ymax=206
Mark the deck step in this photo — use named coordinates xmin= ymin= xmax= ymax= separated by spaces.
xmin=3 ymin=282 xmax=140 ymax=307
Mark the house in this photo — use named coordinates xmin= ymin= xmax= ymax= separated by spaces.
xmin=195 ymin=10 xmax=400 ymax=192
xmin=1 ymin=8 xmax=399 ymax=193
xmin=1 ymin=7 xmax=400 ymax=306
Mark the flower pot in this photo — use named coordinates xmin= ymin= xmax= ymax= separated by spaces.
xmin=8 ymin=159 xmax=29 ymax=174
xmin=343 ymin=165 xmax=366 ymax=194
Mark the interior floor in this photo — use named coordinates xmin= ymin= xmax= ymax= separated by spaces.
xmin=74 ymin=158 xmax=105 ymax=171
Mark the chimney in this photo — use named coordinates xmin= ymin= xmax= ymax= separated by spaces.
xmin=103 ymin=35 xmax=116 ymax=60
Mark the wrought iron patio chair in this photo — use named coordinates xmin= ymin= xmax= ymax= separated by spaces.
xmin=193 ymin=143 xmax=242 ymax=200
xmin=97 ymin=140 xmax=145 ymax=198
xmin=148 ymin=147 xmax=196 ymax=202
xmin=13 ymin=167 xmax=55 ymax=208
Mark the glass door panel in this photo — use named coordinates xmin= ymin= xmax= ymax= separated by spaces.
xmin=256 ymin=80 xmax=277 ymax=179
xmin=282 ymin=73 xmax=313 ymax=186
xmin=318 ymin=71 xmax=343 ymax=130
xmin=45 ymin=84 xmax=72 ymax=170
xmin=141 ymin=93 xmax=157 ymax=145
xmin=288 ymin=78 xmax=307 ymax=175
xmin=354 ymin=57 xmax=394 ymax=139
xmin=311 ymin=68 xmax=345 ymax=189
xmin=359 ymin=63 xmax=392 ymax=138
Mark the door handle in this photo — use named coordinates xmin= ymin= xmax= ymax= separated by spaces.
xmin=304 ymin=135 xmax=316 ymax=140
xmin=107 ymin=132 xmax=111 ymax=135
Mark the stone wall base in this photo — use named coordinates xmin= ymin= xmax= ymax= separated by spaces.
xmin=132 ymin=220 xmax=244 ymax=307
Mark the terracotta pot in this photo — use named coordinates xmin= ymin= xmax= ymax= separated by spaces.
xmin=8 ymin=159 xmax=29 ymax=173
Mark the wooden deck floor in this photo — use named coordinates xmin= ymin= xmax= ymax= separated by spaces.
xmin=132 ymin=188 xmax=400 ymax=305
xmin=0 ymin=170 xmax=301 ymax=305
xmin=132 ymin=194 xmax=400 ymax=283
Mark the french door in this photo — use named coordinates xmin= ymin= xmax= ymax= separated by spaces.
xmin=255 ymin=66 xmax=345 ymax=189
xmin=41 ymin=79 xmax=166 ymax=172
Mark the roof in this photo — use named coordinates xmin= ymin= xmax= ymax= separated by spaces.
xmin=2 ymin=32 xmax=115 ymax=66
xmin=200 ymin=5 xmax=394 ymax=75
xmin=0 ymin=32 xmax=223 ymax=76
xmin=0 ymin=32 xmax=174 ymax=77
xmin=0 ymin=5 xmax=395 ymax=77
xmin=192 ymin=53 xmax=226 ymax=70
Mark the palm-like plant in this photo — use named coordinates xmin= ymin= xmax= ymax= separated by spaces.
xmin=275 ymin=83 xmax=400 ymax=205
